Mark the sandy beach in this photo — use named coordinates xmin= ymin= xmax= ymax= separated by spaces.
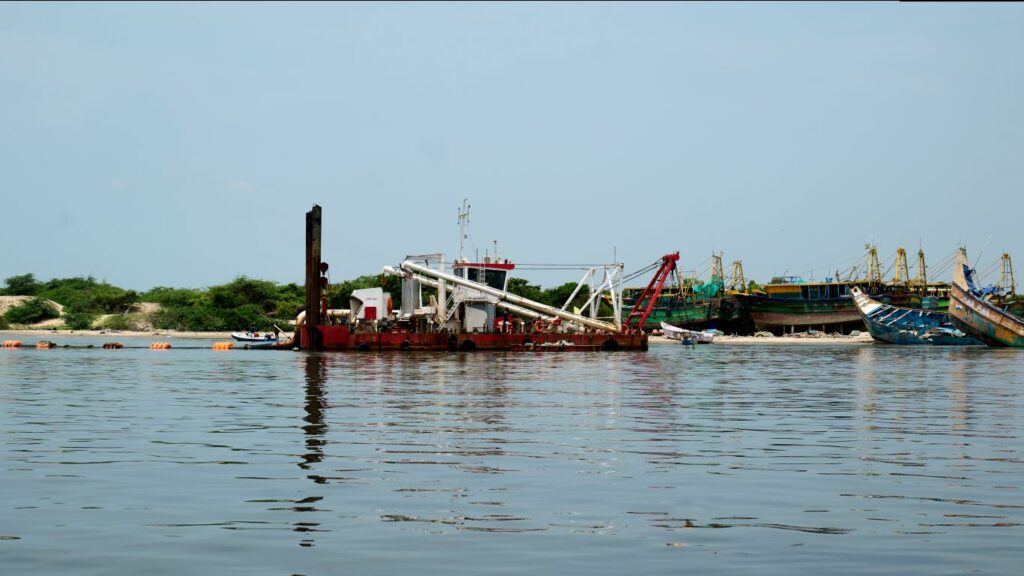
xmin=649 ymin=332 xmax=874 ymax=345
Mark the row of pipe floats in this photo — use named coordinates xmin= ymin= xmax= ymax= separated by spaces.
xmin=3 ymin=340 xmax=237 ymax=350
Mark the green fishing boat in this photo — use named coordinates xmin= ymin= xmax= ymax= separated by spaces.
xmin=734 ymin=247 xmax=955 ymax=334
xmin=621 ymin=253 xmax=746 ymax=331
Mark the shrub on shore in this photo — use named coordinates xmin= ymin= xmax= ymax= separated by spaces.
xmin=63 ymin=311 xmax=95 ymax=331
xmin=144 ymin=277 xmax=305 ymax=332
xmin=4 ymin=297 xmax=60 ymax=325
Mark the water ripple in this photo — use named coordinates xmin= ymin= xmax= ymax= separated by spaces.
xmin=2 ymin=345 xmax=1023 ymax=575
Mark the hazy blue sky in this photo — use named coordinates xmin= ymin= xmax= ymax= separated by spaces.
xmin=2 ymin=2 xmax=1022 ymax=290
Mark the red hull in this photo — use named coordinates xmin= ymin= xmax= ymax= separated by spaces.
xmin=299 ymin=326 xmax=647 ymax=351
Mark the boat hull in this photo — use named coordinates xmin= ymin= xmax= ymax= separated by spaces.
xmin=733 ymin=294 xmax=862 ymax=331
xmin=659 ymin=322 xmax=715 ymax=343
xmin=298 ymin=325 xmax=647 ymax=351
xmin=620 ymin=299 xmax=726 ymax=329
xmin=948 ymin=281 xmax=1024 ymax=347
xmin=852 ymin=287 xmax=979 ymax=346
xmin=231 ymin=331 xmax=278 ymax=343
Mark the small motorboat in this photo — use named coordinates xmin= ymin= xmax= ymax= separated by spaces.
xmin=231 ymin=331 xmax=278 ymax=343
xmin=660 ymin=322 xmax=715 ymax=344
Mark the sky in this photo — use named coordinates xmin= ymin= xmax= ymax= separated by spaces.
xmin=1 ymin=2 xmax=1022 ymax=291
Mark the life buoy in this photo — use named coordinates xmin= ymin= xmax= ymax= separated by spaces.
xmin=400 ymin=339 xmax=411 ymax=351
xmin=533 ymin=320 xmax=546 ymax=333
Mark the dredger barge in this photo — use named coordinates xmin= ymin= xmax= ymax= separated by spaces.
xmin=294 ymin=204 xmax=677 ymax=352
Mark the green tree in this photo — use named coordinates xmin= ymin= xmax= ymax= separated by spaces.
xmin=507 ymin=277 xmax=544 ymax=303
xmin=540 ymin=282 xmax=590 ymax=309
xmin=3 ymin=273 xmax=40 ymax=296
xmin=141 ymin=287 xmax=204 ymax=308
xmin=327 ymin=274 xmax=400 ymax=311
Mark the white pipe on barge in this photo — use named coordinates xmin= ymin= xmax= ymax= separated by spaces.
xmin=399 ymin=260 xmax=621 ymax=334
xmin=382 ymin=266 xmax=553 ymax=321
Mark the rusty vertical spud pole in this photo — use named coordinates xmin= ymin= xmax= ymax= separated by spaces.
xmin=305 ymin=205 xmax=322 ymax=329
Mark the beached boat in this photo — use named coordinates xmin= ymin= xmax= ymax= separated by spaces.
xmin=948 ymin=252 xmax=1024 ymax=347
xmin=732 ymin=278 xmax=863 ymax=333
xmin=621 ymin=294 xmax=725 ymax=329
xmin=734 ymin=247 xmax=962 ymax=334
xmin=659 ymin=322 xmax=715 ymax=343
xmin=620 ymin=254 xmax=742 ymax=331
xmin=851 ymin=287 xmax=979 ymax=345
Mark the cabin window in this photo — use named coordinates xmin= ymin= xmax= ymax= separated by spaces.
xmin=801 ymin=286 xmax=809 ymax=300
xmin=467 ymin=268 xmax=479 ymax=282
xmin=485 ymin=270 xmax=506 ymax=291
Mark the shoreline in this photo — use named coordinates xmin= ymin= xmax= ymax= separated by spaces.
xmin=3 ymin=329 xmax=875 ymax=346
xmin=650 ymin=333 xmax=874 ymax=345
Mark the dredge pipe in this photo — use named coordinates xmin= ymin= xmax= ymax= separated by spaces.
xmin=382 ymin=266 xmax=552 ymax=321
xmin=294 ymin=309 xmax=350 ymax=327
xmin=399 ymin=260 xmax=620 ymax=334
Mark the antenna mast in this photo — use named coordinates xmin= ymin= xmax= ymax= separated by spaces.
xmin=457 ymin=199 xmax=470 ymax=262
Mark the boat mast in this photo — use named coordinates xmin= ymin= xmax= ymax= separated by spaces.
xmin=914 ymin=249 xmax=928 ymax=288
xmin=894 ymin=248 xmax=910 ymax=286
xmin=729 ymin=260 xmax=746 ymax=292
xmin=999 ymin=253 xmax=1016 ymax=296
xmin=867 ymin=245 xmax=882 ymax=288
xmin=711 ymin=252 xmax=724 ymax=283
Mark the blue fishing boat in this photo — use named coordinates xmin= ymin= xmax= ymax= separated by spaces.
xmin=851 ymin=287 xmax=980 ymax=345
xmin=948 ymin=251 xmax=1024 ymax=347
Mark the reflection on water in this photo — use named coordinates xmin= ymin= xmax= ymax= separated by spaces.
xmin=1 ymin=345 xmax=1023 ymax=575
xmin=301 ymin=353 xmax=327 ymax=473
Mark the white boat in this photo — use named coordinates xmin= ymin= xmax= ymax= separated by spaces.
xmin=231 ymin=331 xmax=278 ymax=343
xmin=660 ymin=322 xmax=715 ymax=344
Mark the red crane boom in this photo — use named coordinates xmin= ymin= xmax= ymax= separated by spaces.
xmin=623 ymin=252 xmax=680 ymax=333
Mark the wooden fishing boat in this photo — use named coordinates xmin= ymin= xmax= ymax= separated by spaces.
xmin=620 ymin=254 xmax=745 ymax=331
xmin=732 ymin=279 xmax=863 ymax=333
xmin=620 ymin=294 xmax=725 ymax=329
xmin=948 ymin=253 xmax=1024 ymax=347
xmin=851 ymin=287 xmax=979 ymax=345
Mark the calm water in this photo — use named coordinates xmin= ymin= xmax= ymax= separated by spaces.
xmin=2 ymin=341 xmax=1022 ymax=575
